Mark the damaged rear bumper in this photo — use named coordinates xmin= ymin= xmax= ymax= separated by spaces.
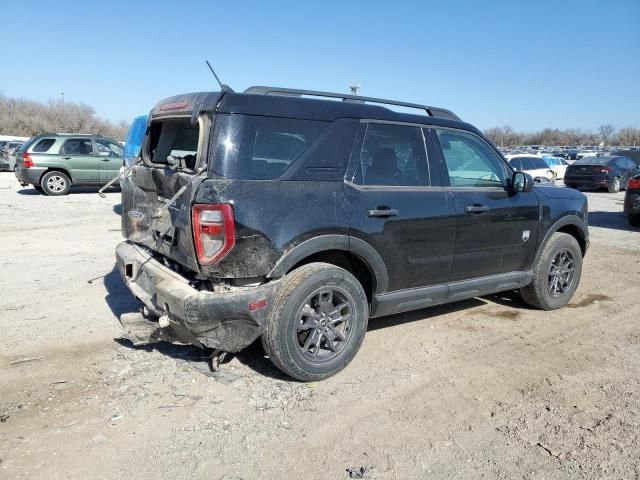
xmin=115 ymin=241 xmax=279 ymax=352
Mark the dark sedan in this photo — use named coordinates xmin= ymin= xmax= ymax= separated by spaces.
xmin=564 ymin=156 xmax=638 ymax=193
xmin=624 ymin=173 xmax=640 ymax=226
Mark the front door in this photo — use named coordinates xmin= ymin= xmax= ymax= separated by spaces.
xmin=429 ymin=128 xmax=540 ymax=281
xmin=95 ymin=138 xmax=124 ymax=182
xmin=58 ymin=137 xmax=99 ymax=183
xmin=345 ymin=121 xmax=456 ymax=293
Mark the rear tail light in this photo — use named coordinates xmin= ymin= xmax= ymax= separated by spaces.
xmin=600 ymin=167 xmax=611 ymax=173
xmin=628 ymin=177 xmax=640 ymax=189
xmin=192 ymin=204 xmax=235 ymax=265
xmin=22 ymin=152 xmax=33 ymax=168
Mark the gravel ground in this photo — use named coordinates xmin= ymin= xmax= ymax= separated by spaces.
xmin=1 ymin=172 xmax=639 ymax=480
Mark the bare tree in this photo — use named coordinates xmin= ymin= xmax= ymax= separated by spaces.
xmin=598 ymin=124 xmax=615 ymax=145
xmin=0 ymin=94 xmax=129 ymax=140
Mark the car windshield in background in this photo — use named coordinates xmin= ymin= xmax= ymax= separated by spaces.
xmin=529 ymin=158 xmax=550 ymax=169
xmin=574 ymin=157 xmax=609 ymax=165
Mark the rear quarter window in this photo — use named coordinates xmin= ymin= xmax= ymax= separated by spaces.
xmin=32 ymin=138 xmax=56 ymax=153
xmin=213 ymin=115 xmax=327 ymax=180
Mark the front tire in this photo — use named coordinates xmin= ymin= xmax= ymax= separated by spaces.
xmin=521 ymin=232 xmax=582 ymax=310
xmin=262 ymin=263 xmax=369 ymax=381
xmin=41 ymin=171 xmax=71 ymax=196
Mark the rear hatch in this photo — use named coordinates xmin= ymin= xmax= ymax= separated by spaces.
xmin=121 ymin=93 xmax=221 ymax=273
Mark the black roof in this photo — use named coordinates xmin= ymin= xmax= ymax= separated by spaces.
xmin=150 ymin=87 xmax=477 ymax=134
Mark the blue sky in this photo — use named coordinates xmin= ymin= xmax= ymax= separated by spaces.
xmin=3 ymin=0 xmax=639 ymax=131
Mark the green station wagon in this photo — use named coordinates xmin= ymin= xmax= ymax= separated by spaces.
xmin=14 ymin=133 xmax=123 ymax=195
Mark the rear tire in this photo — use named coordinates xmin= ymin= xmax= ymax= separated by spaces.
xmin=521 ymin=232 xmax=582 ymax=310
xmin=41 ymin=171 xmax=71 ymax=196
xmin=261 ymin=262 xmax=369 ymax=381
xmin=629 ymin=214 xmax=640 ymax=227
xmin=608 ymin=177 xmax=621 ymax=193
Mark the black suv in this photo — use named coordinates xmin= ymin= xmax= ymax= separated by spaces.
xmin=116 ymin=87 xmax=589 ymax=381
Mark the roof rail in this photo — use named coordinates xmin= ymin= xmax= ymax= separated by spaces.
xmin=244 ymin=86 xmax=461 ymax=121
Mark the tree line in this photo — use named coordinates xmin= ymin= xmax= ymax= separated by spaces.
xmin=484 ymin=124 xmax=640 ymax=148
xmin=0 ymin=94 xmax=129 ymax=140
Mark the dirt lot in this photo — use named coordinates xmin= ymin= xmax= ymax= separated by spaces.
xmin=1 ymin=172 xmax=639 ymax=480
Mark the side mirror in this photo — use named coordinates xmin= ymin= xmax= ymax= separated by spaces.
xmin=512 ymin=171 xmax=534 ymax=193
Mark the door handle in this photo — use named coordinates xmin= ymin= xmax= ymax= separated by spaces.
xmin=101 ymin=158 xmax=110 ymax=162
xmin=464 ymin=204 xmax=490 ymax=214
xmin=62 ymin=157 xmax=71 ymax=160
xmin=367 ymin=207 xmax=398 ymax=218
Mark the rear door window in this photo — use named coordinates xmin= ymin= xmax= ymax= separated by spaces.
xmin=32 ymin=138 xmax=56 ymax=153
xmin=354 ymin=122 xmax=429 ymax=186
xmin=61 ymin=138 xmax=94 ymax=155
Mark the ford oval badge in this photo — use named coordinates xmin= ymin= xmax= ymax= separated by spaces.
xmin=128 ymin=210 xmax=144 ymax=220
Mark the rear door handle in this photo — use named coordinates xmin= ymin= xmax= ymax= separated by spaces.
xmin=367 ymin=208 xmax=398 ymax=218
xmin=464 ymin=204 xmax=490 ymax=214
xmin=62 ymin=157 xmax=71 ymax=160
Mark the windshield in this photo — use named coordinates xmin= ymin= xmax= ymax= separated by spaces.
xmin=529 ymin=158 xmax=550 ymax=169
xmin=574 ymin=157 xmax=610 ymax=166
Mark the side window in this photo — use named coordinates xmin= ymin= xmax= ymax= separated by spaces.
xmin=237 ymin=116 xmax=325 ymax=179
xmin=356 ymin=123 xmax=429 ymax=186
xmin=510 ymin=158 xmax=523 ymax=170
xmin=435 ymin=129 xmax=509 ymax=187
xmin=95 ymin=139 xmax=123 ymax=158
xmin=61 ymin=138 xmax=94 ymax=155
xmin=32 ymin=139 xmax=56 ymax=153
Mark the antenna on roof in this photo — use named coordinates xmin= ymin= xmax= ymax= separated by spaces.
xmin=205 ymin=60 xmax=234 ymax=92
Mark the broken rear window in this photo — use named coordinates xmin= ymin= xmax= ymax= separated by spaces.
xmin=147 ymin=118 xmax=200 ymax=169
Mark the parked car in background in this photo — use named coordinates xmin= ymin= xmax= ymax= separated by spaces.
xmin=624 ymin=173 xmax=640 ymax=226
xmin=576 ymin=148 xmax=599 ymax=160
xmin=564 ymin=156 xmax=638 ymax=192
xmin=612 ymin=150 xmax=640 ymax=167
xmin=0 ymin=141 xmax=24 ymax=171
xmin=14 ymin=133 xmax=123 ymax=195
xmin=123 ymin=115 xmax=148 ymax=168
xmin=504 ymin=155 xmax=555 ymax=183
xmin=543 ymin=156 xmax=569 ymax=180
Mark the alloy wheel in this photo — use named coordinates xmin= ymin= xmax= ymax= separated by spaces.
xmin=548 ymin=249 xmax=575 ymax=297
xmin=294 ymin=287 xmax=354 ymax=363
xmin=46 ymin=175 xmax=67 ymax=193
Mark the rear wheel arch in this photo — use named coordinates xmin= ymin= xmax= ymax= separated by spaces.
xmin=39 ymin=167 xmax=73 ymax=186
xmin=267 ymin=235 xmax=389 ymax=300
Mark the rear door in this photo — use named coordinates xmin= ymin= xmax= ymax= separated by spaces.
xmin=121 ymin=114 xmax=210 ymax=272
xmin=345 ymin=121 xmax=456 ymax=293
xmin=58 ymin=137 xmax=99 ymax=183
xmin=95 ymin=138 xmax=124 ymax=182
xmin=429 ymin=128 xmax=539 ymax=281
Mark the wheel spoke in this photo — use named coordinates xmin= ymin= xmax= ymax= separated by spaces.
xmin=318 ymin=290 xmax=334 ymax=313
xmin=303 ymin=328 xmax=322 ymax=357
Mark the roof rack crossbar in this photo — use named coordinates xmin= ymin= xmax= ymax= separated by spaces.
xmin=244 ymin=86 xmax=460 ymax=121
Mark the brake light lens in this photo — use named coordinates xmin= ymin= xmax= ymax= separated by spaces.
xmin=628 ymin=177 xmax=640 ymax=189
xmin=22 ymin=152 xmax=33 ymax=168
xmin=192 ymin=204 xmax=235 ymax=265
xmin=160 ymin=101 xmax=188 ymax=111
xmin=600 ymin=167 xmax=611 ymax=173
